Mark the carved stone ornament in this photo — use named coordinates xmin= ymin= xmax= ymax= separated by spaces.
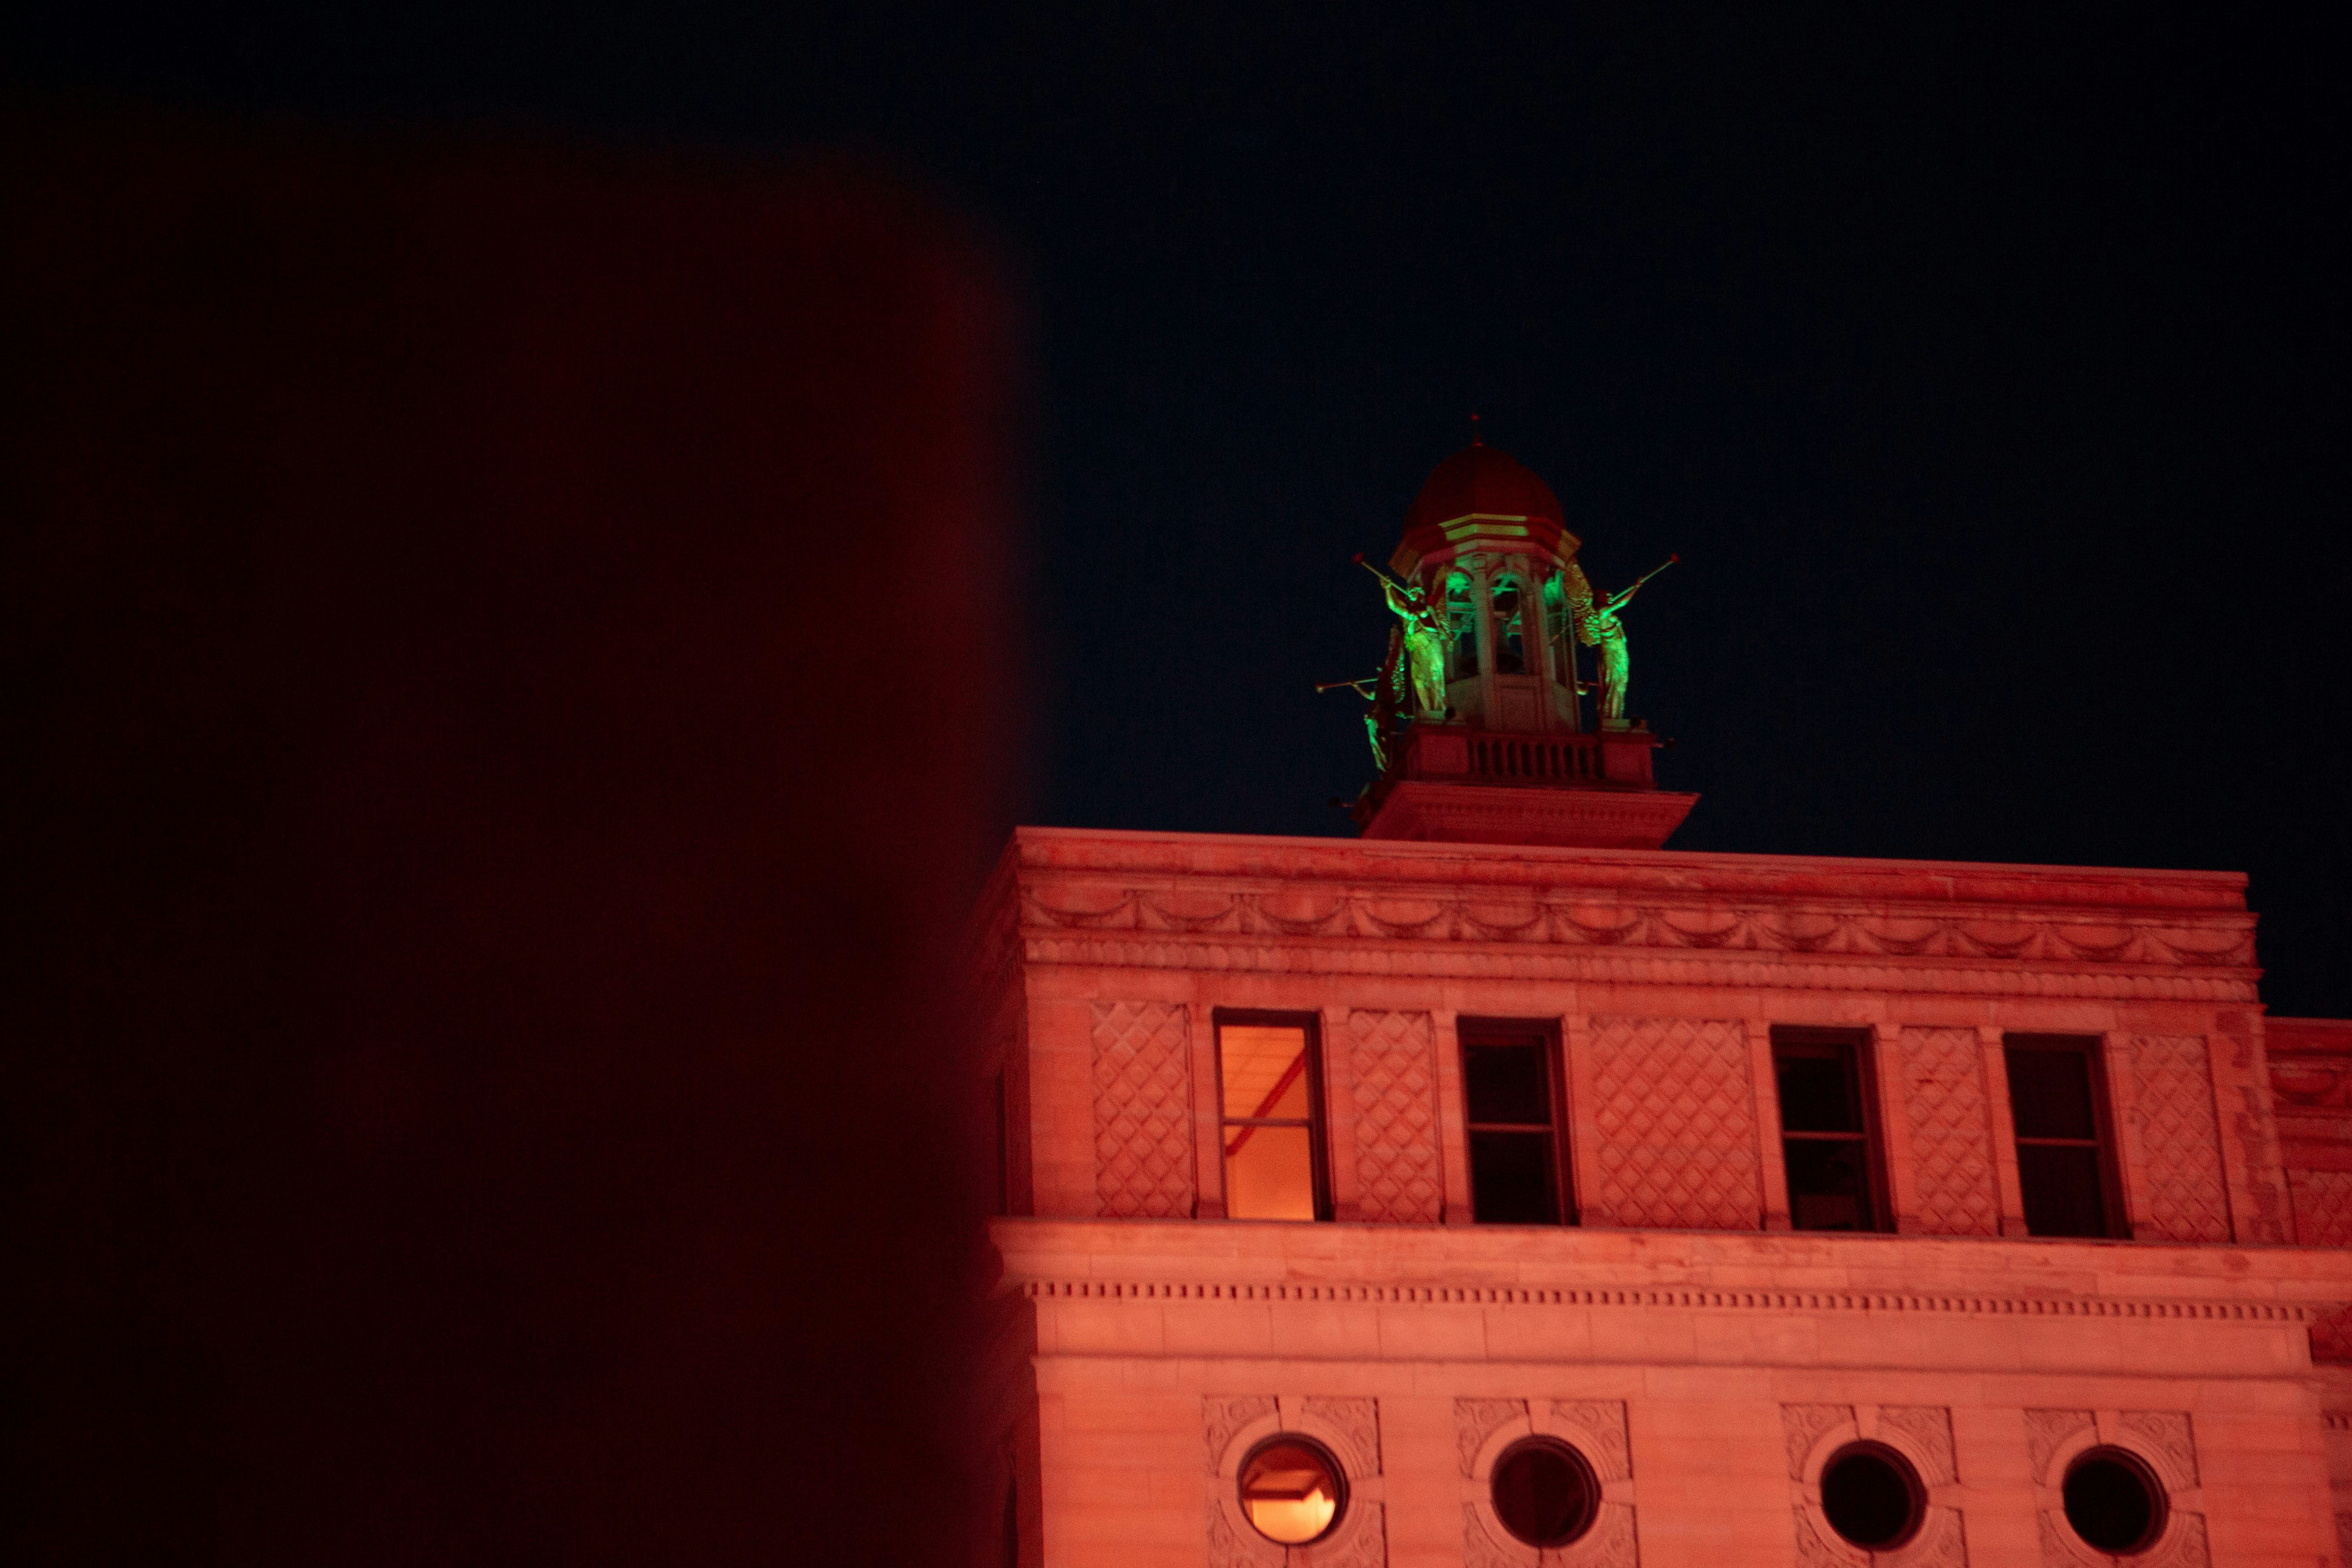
xmin=2023 ymin=1409 xmax=2096 ymax=1483
xmin=1464 ymin=1502 xmax=1527 ymax=1568
xmin=1299 ymin=1396 xmax=1382 ymax=1479
xmin=1782 ymin=1404 xmax=1855 ymax=1480
xmin=1783 ymin=1406 xmax=1965 ymax=1566
xmin=1793 ymin=1500 xmax=1964 ymax=1566
xmin=1205 ymin=1395 xmax=1279 ymax=1475
xmin=1571 ymin=1504 xmax=1640 ymax=1568
xmin=2033 ymin=1410 xmax=2207 ymax=1568
xmin=1548 ymin=1400 xmax=1632 ymax=1484
xmin=1456 ymin=1400 xmax=1638 ymax=1567
xmin=1204 ymin=1395 xmax=1387 ymax=1567
xmin=1904 ymin=1510 xmax=1968 ymax=1568
xmin=1208 ymin=1492 xmax=1287 ymax=1568
xmin=1793 ymin=1503 xmax=1864 ymax=1567
xmin=2115 ymin=1410 xmax=2199 ymax=1489
xmin=1456 ymin=1398 xmax=1528 ymax=1477
xmin=1462 ymin=1489 xmax=1639 ymax=1568
xmin=1877 ymin=1406 xmax=1957 ymax=1487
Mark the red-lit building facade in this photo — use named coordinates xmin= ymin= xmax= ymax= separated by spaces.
xmin=971 ymin=446 xmax=2352 ymax=1567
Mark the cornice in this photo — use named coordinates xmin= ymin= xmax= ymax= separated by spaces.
xmin=1006 ymin=825 xmax=2250 ymax=910
xmin=1013 ymin=1275 xmax=2328 ymax=1326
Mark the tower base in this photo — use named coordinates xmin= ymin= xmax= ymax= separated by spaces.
xmin=1360 ymin=778 xmax=1698 ymax=850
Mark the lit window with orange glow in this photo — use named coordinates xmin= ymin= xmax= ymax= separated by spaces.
xmin=1238 ymin=1437 xmax=1344 ymax=1544
xmin=1215 ymin=1016 xmax=1328 ymax=1221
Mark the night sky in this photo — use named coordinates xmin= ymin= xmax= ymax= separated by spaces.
xmin=13 ymin=11 xmax=2348 ymax=1014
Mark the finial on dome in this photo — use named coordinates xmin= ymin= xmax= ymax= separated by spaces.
xmin=1469 ymin=411 xmax=1482 ymax=446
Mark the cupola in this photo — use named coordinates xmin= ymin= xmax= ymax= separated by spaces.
xmin=1351 ymin=439 xmax=1697 ymax=851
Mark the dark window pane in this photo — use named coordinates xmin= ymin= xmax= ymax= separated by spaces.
xmin=2063 ymin=1452 xmax=2163 ymax=1553
xmin=1785 ymin=1137 xmax=1874 ymax=1231
xmin=2006 ymin=1045 xmax=2097 ymax=1140
xmin=2017 ymin=1142 xmax=2110 ymax=1237
xmin=1469 ymin=1130 xmax=1559 ymax=1225
xmin=1491 ymin=1441 xmax=1597 ymax=1547
xmin=1775 ymin=1048 xmax=1860 ymax=1133
xmin=1821 ymin=1447 xmax=1921 ymax=1550
xmin=1494 ymin=584 xmax=1525 ymax=674
xmin=1465 ymin=1041 xmax=1551 ymax=1126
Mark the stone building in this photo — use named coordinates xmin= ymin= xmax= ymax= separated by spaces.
xmin=971 ymin=443 xmax=2352 ymax=1567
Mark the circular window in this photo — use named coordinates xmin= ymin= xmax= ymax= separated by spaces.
xmin=2063 ymin=1448 xmax=2166 ymax=1554
xmin=1490 ymin=1438 xmax=1599 ymax=1547
xmin=1237 ymin=1436 xmax=1344 ymax=1545
xmin=1820 ymin=1443 xmax=1925 ymax=1551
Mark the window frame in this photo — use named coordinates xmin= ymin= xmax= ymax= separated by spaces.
xmin=2003 ymin=1033 xmax=2127 ymax=1239
xmin=1212 ymin=1009 xmax=1332 ymax=1222
xmin=1768 ymin=1026 xmax=1892 ymax=1234
xmin=1458 ymin=1016 xmax=1575 ymax=1226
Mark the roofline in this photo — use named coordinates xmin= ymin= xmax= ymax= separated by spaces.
xmin=1002 ymin=823 xmax=2250 ymax=888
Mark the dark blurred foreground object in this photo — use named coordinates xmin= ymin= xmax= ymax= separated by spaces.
xmin=2 ymin=102 xmax=1015 ymax=1563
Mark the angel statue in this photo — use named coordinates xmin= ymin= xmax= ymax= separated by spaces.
xmin=1583 ymin=554 xmax=1678 ymax=727
xmin=1354 ymin=556 xmax=1449 ymax=719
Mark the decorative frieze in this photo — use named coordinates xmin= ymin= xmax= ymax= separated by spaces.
xmin=1017 ymin=871 xmax=2259 ymax=1002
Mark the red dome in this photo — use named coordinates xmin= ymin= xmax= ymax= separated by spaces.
xmin=1403 ymin=442 xmax=1565 ymax=535
xmin=1391 ymin=442 xmax=1574 ymax=574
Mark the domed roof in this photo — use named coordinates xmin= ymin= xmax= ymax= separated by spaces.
xmin=1403 ymin=442 xmax=1565 ymax=535
xmin=1392 ymin=441 xmax=1575 ymax=573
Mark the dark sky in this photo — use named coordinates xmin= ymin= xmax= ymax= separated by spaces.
xmin=12 ymin=9 xmax=2348 ymax=1014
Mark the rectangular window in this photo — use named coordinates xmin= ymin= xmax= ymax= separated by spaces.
xmin=1215 ymin=1014 xmax=1328 ymax=1221
xmin=1461 ymin=1020 xmax=1570 ymax=1224
xmin=1772 ymin=1029 xmax=1887 ymax=1232
xmin=2004 ymin=1035 xmax=2122 ymax=1238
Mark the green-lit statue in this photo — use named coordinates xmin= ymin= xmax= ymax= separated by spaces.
xmin=1317 ymin=628 xmax=1410 ymax=771
xmin=1584 ymin=554 xmax=1678 ymax=726
xmin=1355 ymin=556 xmax=1449 ymax=718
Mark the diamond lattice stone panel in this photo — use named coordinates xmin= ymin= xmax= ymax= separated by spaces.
xmin=1349 ymin=1010 xmax=1443 ymax=1223
xmin=1901 ymin=1027 xmax=2002 ymax=1237
xmin=2292 ymin=1169 xmax=2352 ymax=1247
xmin=2131 ymin=1035 xmax=2232 ymax=1242
xmin=1091 ymin=1001 xmax=1195 ymax=1218
xmin=1589 ymin=1017 xmax=1762 ymax=1230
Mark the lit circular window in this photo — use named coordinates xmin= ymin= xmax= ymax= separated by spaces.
xmin=2063 ymin=1447 xmax=2166 ymax=1555
xmin=1238 ymin=1436 xmax=1344 ymax=1545
xmin=1490 ymin=1437 xmax=1599 ymax=1547
xmin=1820 ymin=1443 xmax=1924 ymax=1552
